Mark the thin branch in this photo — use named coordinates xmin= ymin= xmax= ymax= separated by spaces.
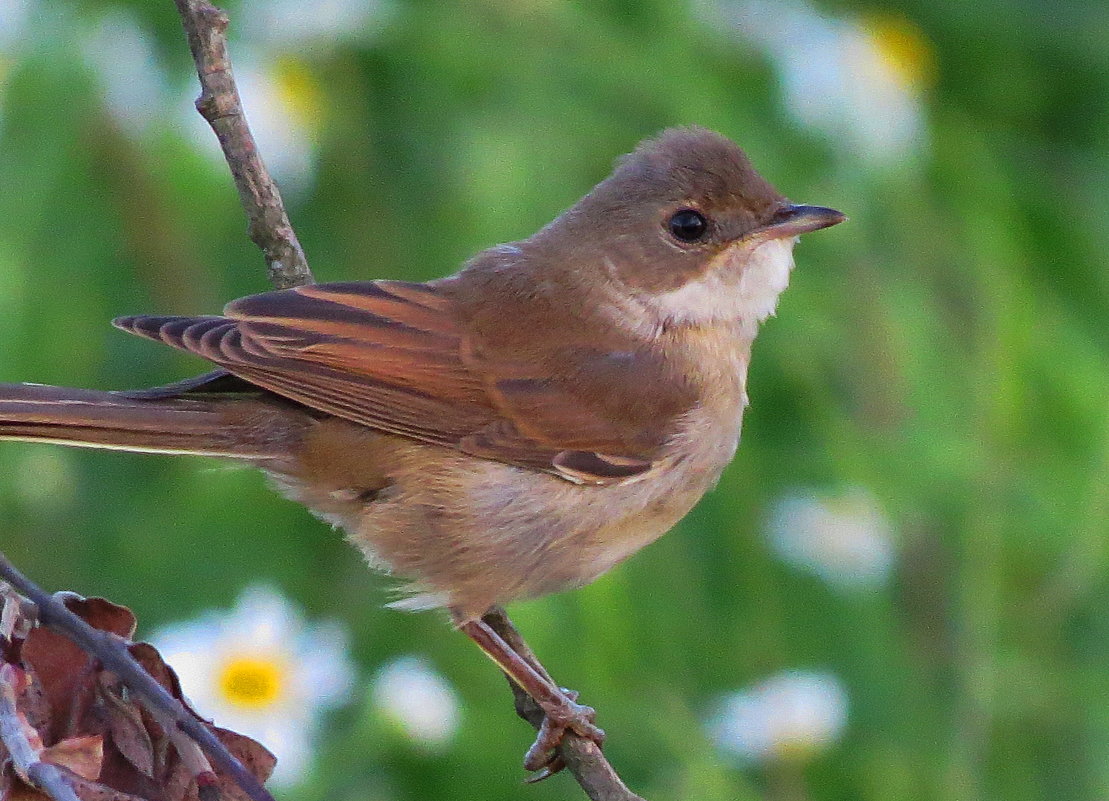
xmin=170 ymin=4 xmax=647 ymax=799
xmin=483 ymin=609 xmax=648 ymax=801
xmin=0 ymin=664 xmax=81 ymax=801
xmin=0 ymin=553 xmax=274 ymax=801
xmin=172 ymin=0 xmax=313 ymax=290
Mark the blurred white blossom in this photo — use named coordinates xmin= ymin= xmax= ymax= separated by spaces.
xmin=707 ymin=670 xmax=848 ymax=763
xmin=371 ymin=656 xmax=461 ymax=749
xmin=0 ymin=0 xmax=34 ymax=54
xmin=240 ymin=0 xmax=392 ymax=54
xmin=222 ymin=54 xmax=324 ymax=191
xmin=149 ymin=585 xmax=356 ymax=787
xmin=52 ymin=0 xmax=390 ymax=191
xmin=702 ymin=0 xmax=934 ymax=167
xmin=182 ymin=0 xmax=392 ymax=192
xmin=767 ymin=488 xmax=896 ymax=590
xmin=81 ymin=8 xmax=170 ymax=135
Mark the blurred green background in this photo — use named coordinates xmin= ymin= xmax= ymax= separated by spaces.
xmin=1 ymin=0 xmax=1108 ymax=799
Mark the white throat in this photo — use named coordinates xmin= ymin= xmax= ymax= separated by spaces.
xmin=650 ymin=237 xmax=798 ymax=327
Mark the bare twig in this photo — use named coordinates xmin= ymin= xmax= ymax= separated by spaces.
xmin=169 ymin=4 xmax=647 ymax=799
xmin=172 ymin=0 xmax=313 ymax=290
xmin=0 ymin=553 xmax=274 ymax=801
xmin=0 ymin=663 xmax=81 ymax=801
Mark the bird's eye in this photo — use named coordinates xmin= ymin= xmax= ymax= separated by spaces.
xmin=668 ymin=209 xmax=709 ymax=243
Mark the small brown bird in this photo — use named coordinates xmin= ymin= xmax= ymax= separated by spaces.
xmin=0 ymin=127 xmax=842 ymax=770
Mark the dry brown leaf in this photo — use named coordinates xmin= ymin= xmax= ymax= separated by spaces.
xmin=96 ymin=677 xmax=155 ymax=780
xmin=125 ymin=645 xmax=184 ymax=706
xmin=21 ymin=597 xmax=136 ymax=745
xmin=57 ymin=599 xmax=136 ymax=641
xmin=65 ymin=770 xmax=152 ymax=801
xmin=163 ymin=727 xmax=275 ymax=801
xmin=2 ymin=771 xmax=151 ymax=801
xmin=13 ymin=665 xmax=50 ymax=740
xmin=40 ymin=735 xmax=103 ymax=782
xmin=5 ymin=595 xmax=275 ymax=801
xmin=1 ymin=778 xmax=46 ymax=801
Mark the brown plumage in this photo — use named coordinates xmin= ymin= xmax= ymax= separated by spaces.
xmin=114 ymin=278 xmax=679 ymax=483
xmin=0 ymin=127 xmax=844 ymax=768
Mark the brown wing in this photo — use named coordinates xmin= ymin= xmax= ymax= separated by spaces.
xmin=113 ymin=281 xmax=668 ymax=484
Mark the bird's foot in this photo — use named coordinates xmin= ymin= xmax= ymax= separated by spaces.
xmin=523 ymin=689 xmax=606 ymax=775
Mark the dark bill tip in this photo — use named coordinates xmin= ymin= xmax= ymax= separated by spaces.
xmin=762 ymin=204 xmax=847 ymax=237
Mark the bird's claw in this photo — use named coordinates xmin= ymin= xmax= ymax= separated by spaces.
xmin=524 ymin=758 xmax=564 ymax=784
xmin=523 ymin=696 xmax=606 ymax=774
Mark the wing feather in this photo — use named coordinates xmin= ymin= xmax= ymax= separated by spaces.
xmin=115 ymin=280 xmax=675 ymax=483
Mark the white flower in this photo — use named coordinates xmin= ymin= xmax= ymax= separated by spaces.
xmin=80 ymin=8 xmax=171 ymax=136
xmin=182 ymin=0 xmax=392 ymax=193
xmin=239 ymin=0 xmax=392 ymax=54
xmin=148 ymin=585 xmax=356 ymax=787
xmin=371 ymin=656 xmax=461 ymax=749
xmin=766 ymin=488 xmax=896 ymax=590
xmin=701 ymin=0 xmax=933 ymax=167
xmin=0 ymin=0 xmax=34 ymax=54
xmin=707 ymin=670 xmax=848 ymax=763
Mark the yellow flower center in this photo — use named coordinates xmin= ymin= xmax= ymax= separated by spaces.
xmin=771 ymin=736 xmax=824 ymax=763
xmin=862 ymin=12 xmax=937 ymax=91
xmin=273 ymin=55 xmax=324 ymax=139
xmin=217 ymin=657 xmax=286 ymax=709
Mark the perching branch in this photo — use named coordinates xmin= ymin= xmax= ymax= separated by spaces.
xmin=483 ymin=609 xmax=648 ymax=801
xmin=0 ymin=553 xmax=272 ymax=801
xmin=170 ymin=4 xmax=647 ymax=800
xmin=172 ymin=0 xmax=312 ymax=290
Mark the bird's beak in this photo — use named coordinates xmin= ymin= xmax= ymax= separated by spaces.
xmin=757 ymin=204 xmax=846 ymax=239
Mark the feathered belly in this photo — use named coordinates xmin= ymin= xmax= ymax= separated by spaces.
xmin=271 ymin=408 xmax=742 ymax=619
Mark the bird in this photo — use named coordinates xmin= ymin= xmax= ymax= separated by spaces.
xmin=0 ymin=126 xmax=843 ymax=772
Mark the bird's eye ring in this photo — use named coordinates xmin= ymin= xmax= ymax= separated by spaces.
xmin=668 ymin=209 xmax=709 ymax=243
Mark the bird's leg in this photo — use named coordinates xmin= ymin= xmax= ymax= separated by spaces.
xmin=481 ymin=607 xmax=571 ymax=779
xmin=480 ymin=607 xmax=554 ymax=682
xmin=456 ymin=609 xmax=605 ymax=774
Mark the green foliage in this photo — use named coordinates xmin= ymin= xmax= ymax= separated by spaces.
xmin=1 ymin=1 xmax=1107 ymax=799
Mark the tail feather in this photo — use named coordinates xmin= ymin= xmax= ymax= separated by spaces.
xmin=0 ymin=382 xmax=296 ymax=459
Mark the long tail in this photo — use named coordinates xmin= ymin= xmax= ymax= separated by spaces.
xmin=0 ymin=382 xmax=297 ymax=460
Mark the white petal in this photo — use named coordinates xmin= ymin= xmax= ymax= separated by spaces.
xmin=145 ymin=585 xmax=358 ymax=787
xmin=80 ymin=8 xmax=169 ymax=134
xmin=767 ymin=488 xmax=896 ymax=589
xmin=371 ymin=657 xmax=461 ymax=747
xmin=708 ymin=670 xmax=848 ymax=762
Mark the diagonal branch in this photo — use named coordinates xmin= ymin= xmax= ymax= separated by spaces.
xmin=173 ymin=0 xmax=312 ymax=290
xmin=0 ymin=553 xmax=274 ymax=801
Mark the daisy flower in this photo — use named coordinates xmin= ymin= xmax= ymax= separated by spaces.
xmin=80 ymin=6 xmax=170 ymax=136
xmin=707 ymin=670 xmax=848 ymax=763
xmin=148 ymin=584 xmax=356 ymax=787
xmin=766 ymin=487 xmax=897 ymax=590
xmin=370 ymin=655 xmax=461 ymax=750
xmin=702 ymin=0 xmax=934 ymax=168
xmin=183 ymin=0 xmax=392 ymax=193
